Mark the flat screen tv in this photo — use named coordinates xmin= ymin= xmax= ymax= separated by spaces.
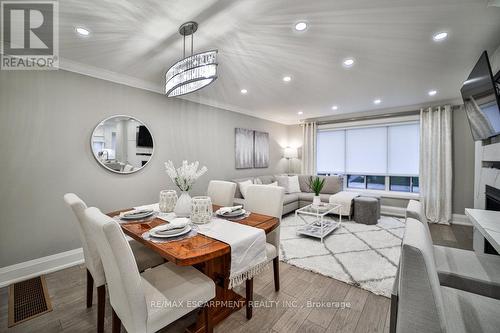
xmin=136 ymin=126 xmax=153 ymax=147
xmin=461 ymin=51 xmax=500 ymax=141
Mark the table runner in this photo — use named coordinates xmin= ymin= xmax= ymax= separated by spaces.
xmin=198 ymin=218 xmax=268 ymax=289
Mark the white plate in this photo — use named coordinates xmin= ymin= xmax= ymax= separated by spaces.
xmin=120 ymin=210 xmax=154 ymax=220
xmin=150 ymin=225 xmax=191 ymax=238
xmin=216 ymin=209 xmax=246 ymax=218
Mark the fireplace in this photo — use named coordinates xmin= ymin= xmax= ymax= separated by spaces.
xmin=484 ymin=185 xmax=500 ymax=254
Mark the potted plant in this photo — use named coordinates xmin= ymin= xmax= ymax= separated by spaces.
xmin=165 ymin=160 xmax=208 ymax=217
xmin=308 ymin=176 xmax=326 ymax=206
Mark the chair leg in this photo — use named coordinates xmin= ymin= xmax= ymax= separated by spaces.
xmin=389 ymin=294 xmax=398 ymax=333
xmin=246 ymin=278 xmax=253 ymax=320
xmin=203 ymin=303 xmax=213 ymax=333
xmin=86 ymin=269 xmax=94 ymax=308
xmin=273 ymin=257 xmax=280 ymax=291
xmin=97 ymin=286 xmax=106 ymax=333
xmin=112 ymin=308 xmax=121 ymax=333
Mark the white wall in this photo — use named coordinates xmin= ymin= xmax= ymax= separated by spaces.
xmin=0 ymin=69 xmax=289 ymax=267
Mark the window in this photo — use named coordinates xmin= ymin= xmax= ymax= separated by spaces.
xmin=317 ymin=121 xmax=419 ymax=193
xmin=347 ymin=175 xmax=365 ymax=189
xmin=367 ymin=176 xmax=385 ymax=190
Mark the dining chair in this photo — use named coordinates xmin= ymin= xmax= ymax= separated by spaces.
xmin=63 ymin=193 xmax=164 ymax=333
xmin=84 ymin=206 xmax=216 ymax=333
xmin=243 ymin=184 xmax=285 ymax=318
xmin=207 ymin=180 xmax=237 ymax=207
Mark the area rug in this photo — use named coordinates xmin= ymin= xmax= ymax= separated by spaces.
xmin=279 ymin=214 xmax=406 ymax=298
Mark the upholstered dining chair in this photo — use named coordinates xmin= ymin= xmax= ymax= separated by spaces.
xmin=243 ymin=184 xmax=285 ymax=318
xmin=207 ymin=180 xmax=237 ymax=207
xmin=84 ymin=206 xmax=216 ymax=333
xmin=63 ymin=193 xmax=164 ymax=333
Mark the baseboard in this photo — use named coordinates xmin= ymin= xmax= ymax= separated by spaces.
xmin=451 ymin=214 xmax=471 ymax=226
xmin=0 ymin=248 xmax=84 ymax=288
xmin=381 ymin=205 xmax=406 ymax=217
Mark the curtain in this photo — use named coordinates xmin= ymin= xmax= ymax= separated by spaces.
xmin=420 ymin=105 xmax=453 ymax=224
xmin=301 ymin=122 xmax=317 ymax=174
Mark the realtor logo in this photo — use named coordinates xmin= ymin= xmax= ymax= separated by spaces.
xmin=1 ymin=1 xmax=58 ymax=70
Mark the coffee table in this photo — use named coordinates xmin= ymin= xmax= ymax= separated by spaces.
xmin=295 ymin=203 xmax=342 ymax=243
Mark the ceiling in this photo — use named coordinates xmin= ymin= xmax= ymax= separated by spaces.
xmin=57 ymin=0 xmax=500 ymax=124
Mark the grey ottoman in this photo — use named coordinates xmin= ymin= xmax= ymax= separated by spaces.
xmin=354 ymin=196 xmax=380 ymax=225
xmin=360 ymin=194 xmax=381 ymax=219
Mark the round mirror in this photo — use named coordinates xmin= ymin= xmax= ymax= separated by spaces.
xmin=90 ymin=115 xmax=154 ymax=174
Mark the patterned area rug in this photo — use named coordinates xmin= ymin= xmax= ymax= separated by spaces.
xmin=279 ymin=214 xmax=406 ymax=298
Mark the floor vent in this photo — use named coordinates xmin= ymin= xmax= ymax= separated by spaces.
xmin=8 ymin=276 xmax=53 ymax=327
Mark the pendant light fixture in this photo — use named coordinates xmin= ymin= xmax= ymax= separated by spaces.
xmin=165 ymin=21 xmax=218 ymax=97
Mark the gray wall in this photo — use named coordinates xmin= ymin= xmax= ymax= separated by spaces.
xmin=0 ymin=70 xmax=289 ymax=267
xmin=452 ymin=105 xmax=475 ymax=214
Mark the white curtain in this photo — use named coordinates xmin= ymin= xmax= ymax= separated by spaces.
xmin=301 ymin=122 xmax=317 ymax=174
xmin=420 ymin=105 xmax=453 ymax=224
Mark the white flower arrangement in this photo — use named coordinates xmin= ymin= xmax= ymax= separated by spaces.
xmin=165 ymin=160 xmax=208 ymax=192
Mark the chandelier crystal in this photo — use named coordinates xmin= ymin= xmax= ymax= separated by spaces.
xmin=165 ymin=22 xmax=218 ymax=97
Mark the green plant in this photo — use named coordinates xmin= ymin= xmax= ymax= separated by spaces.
xmin=307 ymin=176 xmax=326 ymax=196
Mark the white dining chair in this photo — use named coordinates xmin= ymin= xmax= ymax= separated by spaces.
xmin=207 ymin=180 xmax=237 ymax=207
xmin=63 ymin=193 xmax=164 ymax=333
xmin=84 ymin=206 xmax=216 ymax=333
xmin=243 ymin=184 xmax=284 ymax=318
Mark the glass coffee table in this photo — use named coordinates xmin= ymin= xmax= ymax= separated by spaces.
xmin=295 ymin=203 xmax=342 ymax=243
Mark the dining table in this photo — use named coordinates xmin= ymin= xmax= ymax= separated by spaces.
xmin=107 ymin=205 xmax=279 ymax=333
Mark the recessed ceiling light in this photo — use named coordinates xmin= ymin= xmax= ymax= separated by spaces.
xmin=373 ymin=99 xmax=382 ymax=105
xmin=297 ymin=111 xmax=303 ymax=115
xmin=331 ymin=105 xmax=338 ymax=110
xmin=294 ymin=21 xmax=308 ymax=31
xmin=432 ymin=32 xmax=448 ymax=42
xmin=428 ymin=90 xmax=437 ymax=96
xmin=240 ymin=89 xmax=248 ymax=94
xmin=342 ymin=58 xmax=355 ymax=68
xmin=283 ymin=76 xmax=292 ymax=82
xmin=75 ymin=27 xmax=90 ymax=36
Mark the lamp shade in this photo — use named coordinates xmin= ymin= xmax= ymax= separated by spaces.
xmin=283 ymin=147 xmax=298 ymax=159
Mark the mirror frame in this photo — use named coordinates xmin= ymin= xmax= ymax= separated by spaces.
xmin=90 ymin=114 xmax=155 ymax=174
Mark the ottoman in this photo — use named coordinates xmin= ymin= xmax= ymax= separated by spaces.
xmin=353 ymin=196 xmax=380 ymax=225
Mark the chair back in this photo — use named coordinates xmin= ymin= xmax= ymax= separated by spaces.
xmin=244 ymin=185 xmax=284 ymax=250
xmin=84 ymin=207 xmax=147 ymax=333
xmin=397 ymin=218 xmax=447 ymax=333
xmin=63 ymin=193 xmax=105 ymax=286
xmin=207 ymin=180 xmax=237 ymax=207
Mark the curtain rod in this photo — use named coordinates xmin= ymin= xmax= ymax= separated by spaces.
xmin=312 ymin=110 xmax=420 ymax=126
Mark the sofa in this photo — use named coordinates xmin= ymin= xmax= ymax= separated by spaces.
xmin=231 ymin=175 xmax=344 ymax=215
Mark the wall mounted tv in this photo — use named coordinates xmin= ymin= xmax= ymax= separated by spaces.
xmin=461 ymin=51 xmax=500 ymax=141
xmin=136 ymin=126 xmax=153 ymax=147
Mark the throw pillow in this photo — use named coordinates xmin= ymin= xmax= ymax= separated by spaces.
xmin=276 ymin=175 xmax=289 ymax=191
xmin=287 ymin=175 xmax=301 ymax=193
xmin=238 ymin=180 xmax=253 ymax=198
xmin=254 ymin=178 xmax=263 ymax=185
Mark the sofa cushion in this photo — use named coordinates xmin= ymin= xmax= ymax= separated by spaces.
xmin=238 ymin=180 xmax=253 ymax=198
xmin=298 ymin=192 xmax=314 ymax=201
xmin=283 ymin=193 xmax=299 ymax=205
xmin=288 ymin=176 xmax=301 ymax=193
xmin=442 ymin=286 xmax=500 ymax=333
xmin=232 ymin=177 xmax=253 ymax=198
xmin=257 ymin=175 xmax=275 ymax=185
xmin=434 ymin=245 xmax=500 ymax=299
xmin=298 ymin=175 xmax=314 ymax=193
xmin=320 ymin=175 xmax=343 ymax=194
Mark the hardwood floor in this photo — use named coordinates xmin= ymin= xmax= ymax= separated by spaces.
xmin=0 ymin=223 xmax=473 ymax=333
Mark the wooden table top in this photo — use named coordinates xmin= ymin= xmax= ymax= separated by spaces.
xmin=108 ymin=206 xmax=279 ymax=266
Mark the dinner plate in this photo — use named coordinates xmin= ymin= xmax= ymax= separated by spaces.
xmin=216 ymin=209 xmax=246 ymax=218
xmin=120 ymin=210 xmax=154 ymax=220
xmin=150 ymin=225 xmax=191 ymax=238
